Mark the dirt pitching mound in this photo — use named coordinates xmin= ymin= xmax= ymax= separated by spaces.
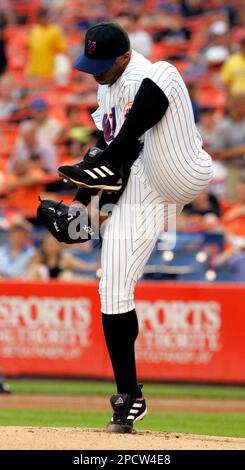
xmin=1 ymin=427 xmax=245 ymax=450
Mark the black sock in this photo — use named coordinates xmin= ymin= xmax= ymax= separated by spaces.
xmin=99 ymin=164 xmax=131 ymax=210
xmin=102 ymin=310 xmax=141 ymax=397
xmin=73 ymin=187 xmax=99 ymax=207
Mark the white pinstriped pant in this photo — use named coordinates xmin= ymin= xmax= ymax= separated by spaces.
xmin=99 ymin=160 xmax=184 ymax=314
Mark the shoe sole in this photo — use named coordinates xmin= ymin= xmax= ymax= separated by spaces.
xmin=106 ymin=408 xmax=147 ymax=434
xmin=106 ymin=423 xmax=135 ymax=434
xmin=134 ymin=408 xmax=147 ymax=424
xmin=58 ymin=171 xmax=122 ymax=192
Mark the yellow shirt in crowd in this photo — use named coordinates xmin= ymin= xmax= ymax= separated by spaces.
xmin=27 ymin=24 xmax=67 ymax=79
xmin=220 ymin=52 xmax=245 ymax=94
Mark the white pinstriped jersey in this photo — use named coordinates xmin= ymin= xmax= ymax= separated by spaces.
xmin=135 ymin=61 xmax=213 ymax=204
xmin=92 ymin=50 xmax=151 ymax=143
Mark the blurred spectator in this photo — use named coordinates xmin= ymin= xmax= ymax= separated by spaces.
xmin=57 ymin=103 xmax=92 ymax=148
xmin=53 ymin=51 xmax=71 ymax=86
xmin=66 ymin=104 xmax=83 ymax=128
xmin=210 ymin=1 xmax=237 ymax=28
xmin=0 ymin=75 xmax=17 ymax=119
xmin=213 ymin=245 xmax=245 ymax=282
xmin=220 ymin=36 xmax=245 ymax=94
xmin=0 ymin=10 xmax=7 ymax=76
xmin=233 ymin=6 xmax=245 ymax=43
xmin=154 ymin=12 xmax=191 ymax=43
xmin=8 ymin=87 xmax=32 ymax=123
xmin=181 ymin=190 xmax=222 ymax=232
xmin=208 ymin=20 xmax=229 ymax=38
xmin=197 ymin=106 xmax=227 ymax=196
xmin=197 ymin=106 xmax=218 ymax=154
xmin=155 ymin=0 xmax=181 ymax=15
xmin=27 ymin=7 xmax=67 ymax=79
xmin=207 ymin=160 xmax=227 ymax=198
xmin=64 ymin=127 xmax=92 ymax=159
xmin=184 ymin=190 xmax=221 ymax=218
xmin=0 ymin=2 xmax=15 ymax=25
xmin=188 ymin=82 xmax=202 ymax=123
xmin=8 ymin=121 xmax=58 ymax=173
xmin=202 ymin=20 xmax=230 ymax=67
xmin=116 ymin=12 xmax=153 ymax=58
xmin=0 ymin=217 xmax=36 ymax=279
xmin=28 ymin=96 xmax=64 ymax=143
xmin=180 ymin=0 xmax=204 ymax=17
xmin=27 ymin=232 xmax=98 ymax=280
xmin=0 ymin=154 xmax=47 ymax=218
xmin=222 ymin=178 xmax=245 ymax=237
xmin=211 ymin=93 xmax=245 ymax=200
xmin=47 ymin=126 xmax=93 ymax=194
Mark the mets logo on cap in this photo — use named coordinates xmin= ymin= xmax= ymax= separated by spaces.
xmin=87 ymin=40 xmax=96 ymax=55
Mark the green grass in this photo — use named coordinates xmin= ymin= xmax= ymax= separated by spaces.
xmin=3 ymin=380 xmax=245 ymax=438
xmin=8 ymin=379 xmax=245 ymax=399
xmin=0 ymin=409 xmax=109 ymax=429
xmin=0 ymin=409 xmax=244 ymax=438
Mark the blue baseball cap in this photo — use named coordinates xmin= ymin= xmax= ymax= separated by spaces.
xmin=74 ymin=22 xmax=130 ymax=75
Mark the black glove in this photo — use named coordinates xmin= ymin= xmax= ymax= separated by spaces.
xmin=37 ymin=198 xmax=95 ymax=244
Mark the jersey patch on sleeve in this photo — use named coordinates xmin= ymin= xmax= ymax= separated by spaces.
xmin=124 ymin=101 xmax=133 ymax=118
xmin=102 ymin=107 xmax=116 ymax=142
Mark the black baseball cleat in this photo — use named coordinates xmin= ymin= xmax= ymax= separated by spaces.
xmin=58 ymin=147 xmax=123 ymax=192
xmin=106 ymin=385 xmax=147 ymax=433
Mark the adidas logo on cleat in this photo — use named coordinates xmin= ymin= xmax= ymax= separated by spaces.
xmin=83 ymin=165 xmax=115 ymax=180
xmin=115 ymin=397 xmax=124 ymax=405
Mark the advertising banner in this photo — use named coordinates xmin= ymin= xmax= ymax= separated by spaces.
xmin=0 ymin=281 xmax=104 ymax=377
xmin=0 ymin=281 xmax=244 ymax=383
xmin=135 ymin=282 xmax=245 ymax=383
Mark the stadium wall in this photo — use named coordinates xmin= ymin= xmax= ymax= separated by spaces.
xmin=0 ymin=280 xmax=244 ymax=383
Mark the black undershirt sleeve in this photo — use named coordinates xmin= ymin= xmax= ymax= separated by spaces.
xmin=95 ymin=130 xmax=108 ymax=150
xmin=98 ymin=78 xmax=169 ymax=169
